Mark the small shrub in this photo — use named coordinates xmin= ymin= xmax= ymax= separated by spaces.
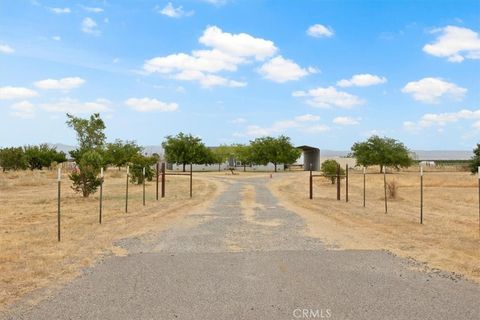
xmin=321 ymin=159 xmax=345 ymax=184
xmin=387 ymin=179 xmax=399 ymax=199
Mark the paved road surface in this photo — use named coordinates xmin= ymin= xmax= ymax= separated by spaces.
xmin=4 ymin=177 xmax=480 ymax=319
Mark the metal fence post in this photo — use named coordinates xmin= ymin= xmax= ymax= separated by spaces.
xmin=345 ymin=164 xmax=349 ymax=203
xmin=57 ymin=168 xmax=61 ymax=242
xmin=156 ymin=162 xmax=159 ymax=201
xmin=99 ymin=167 xmax=103 ymax=224
xmin=336 ymin=164 xmax=341 ymax=201
xmin=384 ymin=166 xmax=388 ymax=213
xmin=125 ymin=166 xmax=129 ymax=213
xmin=478 ymin=166 xmax=479 ymax=236
xmin=363 ymin=167 xmax=366 ymax=207
xmin=161 ymin=162 xmax=165 ymax=198
xmin=142 ymin=167 xmax=146 ymax=206
xmin=190 ymin=163 xmax=193 ymax=198
xmin=309 ymin=163 xmax=313 ymax=200
xmin=420 ymin=165 xmax=423 ymax=224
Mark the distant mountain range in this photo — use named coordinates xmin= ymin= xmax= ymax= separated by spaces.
xmin=47 ymin=143 xmax=472 ymax=161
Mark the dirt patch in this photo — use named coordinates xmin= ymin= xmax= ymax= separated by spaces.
xmin=240 ymin=185 xmax=281 ymax=227
xmin=268 ymin=171 xmax=480 ymax=283
xmin=0 ymin=169 xmax=220 ymax=311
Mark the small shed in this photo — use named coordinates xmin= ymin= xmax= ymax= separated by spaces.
xmin=297 ymin=145 xmax=320 ymax=171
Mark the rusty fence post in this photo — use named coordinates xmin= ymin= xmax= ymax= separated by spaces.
xmin=336 ymin=164 xmax=341 ymax=201
xmin=346 ymin=164 xmax=349 ymax=203
xmin=125 ymin=166 xmax=129 ymax=213
xmin=420 ymin=165 xmax=424 ymax=224
xmin=363 ymin=167 xmax=366 ymax=207
xmin=190 ymin=163 xmax=193 ymax=198
xmin=309 ymin=163 xmax=313 ymax=200
xmin=57 ymin=168 xmax=61 ymax=242
xmin=478 ymin=166 xmax=479 ymax=236
xmin=99 ymin=167 xmax=103 ymax=224
xmin=161 ymin=162 xmax=166 ymax=198
xmin=156 ymin=162 xmax=159 ymax=201
xmin=384 ymin=166 xmax=388 ymax=214
xmin=142 ymin=167 xmax=146 ymax=206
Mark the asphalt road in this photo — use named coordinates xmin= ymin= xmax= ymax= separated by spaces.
xmin=4 ymin=177 xmax=480 ymax=319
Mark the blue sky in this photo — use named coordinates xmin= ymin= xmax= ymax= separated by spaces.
xmin=0 ymin=0 xmax=479 ymax=150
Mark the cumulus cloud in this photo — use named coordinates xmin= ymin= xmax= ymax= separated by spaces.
xmin=404 ymin=109 xmax=480 ymax=131
xmin=82 ymin=17 xmax=100 ymax=35
xmin=40 ymin=98 xmax=111 ymax=114
xmin=144 ymin=26 xmax=277 ymax=87
xmin=125 ymin=97 xmax=179 ymax=112
xmin=49 ymin=7 xmax=71 ymax=14
xmin=258 ymin=56 xmax=316 ymax=83
xmin=0 ymin=86 xmax=38 ymax=100
xmin=198 ymin=26 xmax=277 ymax=60
xmin=293 ymin=86 xmax=365 ymax=108
xmin=333 ymin=116 xmax=360 ymax=125
xmin=157 ymin=2 xmax=193 ymax=18
xmin=34 ymin=77 xmax=85 ymax=90
xmin=402 ymin=77 xmax=466 ymax=104
xmin=423 ymin=26 xmax=480 ymax=62
xmin=0 ymin=44 xmax=14 ymax=54
xmin=9 ymin=101 xmax=36 ymax=119
xmin=307 ymin=24 xmax=334 ymax=38
xmin=337 ymin=74 xmax=387 ymax=87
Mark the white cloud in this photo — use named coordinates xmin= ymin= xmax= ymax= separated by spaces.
xmin=144 ymin=26 xmax=277 ymax=87
xmin=307 ymin=24 xmax=334 ymax=38
xmin=294 ymin=114 xmax=320 ymax=122
xmin=125 ymin=97 xmax=178 ymax=112
xmin=9 ymin=101 xmax=36 ymax=119
xmin=423 ymin=26 xmax=480 ymax=62
xmin=293 ymin=86 xmax=365 ymax=108
xmin=0 ymin=44 xmax=14 ymax=54
xmin=0 ymin=86 xmax=38 ymax=100
xmin=337 ymin=73 xmax=387 ymax=87
xmin=258 ymin=56 xmax=316 ymax=83
xmin=333 ymin=116 xmax=360 ymax=125
xmin=157 ymin=2 xmax=193 ymax=18
xmin=34 ymin=77 xmax=85 ymax=90
xmin=82 ymin=17 xmax=100 ymax=35
xmin=40 ymin=98 xmax=111 ymax=114
xmin=51 ymin=36 xmax=61 ymax=41
xmin=402 ymin=77 xmax=466 ymax=104
xmin=82 ymin=6 xmax=104 ymax=13
xmin=198 ymin=26 xmax=277 ymax=60
xmin=403 ymin=109 xmax=480 ymax=131
xmin=49 ymin=7 xmax=71 ymax=14
xmin=202 ymin=0 xmax=227 ymax=5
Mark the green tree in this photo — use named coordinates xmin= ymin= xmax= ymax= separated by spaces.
xmin=321 ymin=159 xmax=345 ymax=184
xmin=24 ymin=144 xmax=66 ymax=170
xmin=211 ymin=145 xmax=233 ymax=171
xmin=0 ymin=147 xmax=27 ymax=171
xmin=350 ymin=135 xmax=413 ymax=173
xmin=233 ymin=144 xmax=253 ymax=172
xmin=66 ymin=113 xmax=106 ymax=197
xmin=250 ymin=136 xmax=301 ymax=172
xmin=69 ymin=150 xmax=103 ymax=197
xmin=105 ymin=139 xmax=143 ymax=170
xmin=129 ymin=153 xmax=158 ymax=184
xmin=469 ymin=143 xmax=480 ymax=175
xmin=162 ymin=132 xmax=209 ymax=172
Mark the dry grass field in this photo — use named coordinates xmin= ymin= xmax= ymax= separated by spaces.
xmin=269 ymin=168 xmax=480 ymax=283
xmin=0 ymin=169 xmax=219 ymax=310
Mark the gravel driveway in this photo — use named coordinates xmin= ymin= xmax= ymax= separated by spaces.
xmin=3 ymin=176 xmax=479 ymax=319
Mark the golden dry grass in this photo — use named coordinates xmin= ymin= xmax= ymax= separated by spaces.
xmin=0 ymin=169 xmax=219 ymax=310
xmin=269 ymin=170 xmax=480 ymax=283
